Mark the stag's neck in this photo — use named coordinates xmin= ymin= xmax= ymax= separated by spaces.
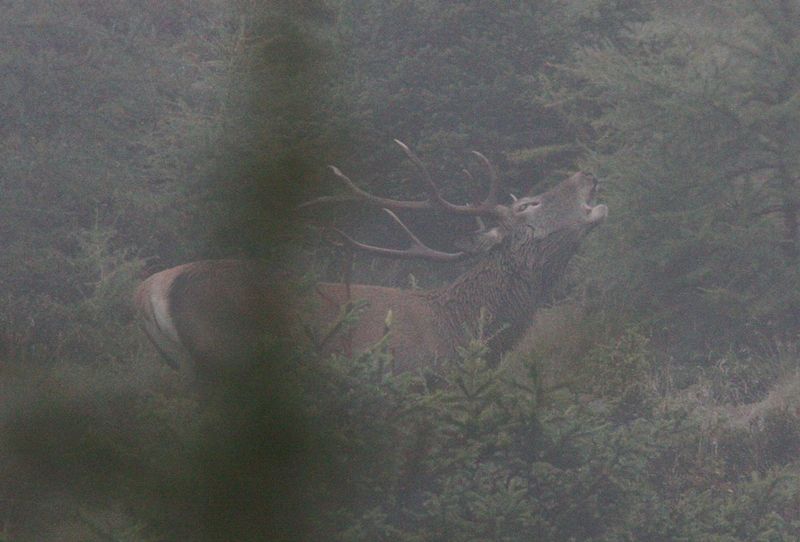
xmin=426 ymin=227 xmax=584 ymax=353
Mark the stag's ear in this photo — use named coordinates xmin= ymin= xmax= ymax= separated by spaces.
xmin=453 ymin=226 xmax=506 ymax=254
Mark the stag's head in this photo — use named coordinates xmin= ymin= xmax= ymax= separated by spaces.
xmin=500 ymin=171 xmax=607 ymax=241
xmin=300 ymin=140 xmax=607 ymax=261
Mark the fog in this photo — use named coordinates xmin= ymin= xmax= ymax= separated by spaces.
xmin=2 ymin=1 xmax=800 ymax=540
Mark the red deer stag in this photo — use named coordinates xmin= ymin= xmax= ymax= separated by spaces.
xmin=135 ymin=141 xmax=607 ymax=379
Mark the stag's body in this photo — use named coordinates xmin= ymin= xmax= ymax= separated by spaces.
xmin=136 ymin=264 xmax=441 ymax=375
xmin=136 ymin=231 xmax=582 ymax=375
xmin=135 ymin=142 xmax=607 ymax=378
xmin=311 ymin=228 xmax=586 ymax=372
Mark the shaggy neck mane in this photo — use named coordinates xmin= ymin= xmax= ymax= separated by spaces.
xmin=426 ymin=226 xmax=584 ymax=355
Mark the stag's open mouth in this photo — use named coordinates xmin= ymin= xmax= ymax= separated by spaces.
xmin=582 ymin=175 xmax=607 ymax=222
xmin=587 ymin=203 xmax=608 ymax=222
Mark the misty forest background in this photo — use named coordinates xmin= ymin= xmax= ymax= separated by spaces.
xmin=3 ymin=0 xmax=800 ymax=540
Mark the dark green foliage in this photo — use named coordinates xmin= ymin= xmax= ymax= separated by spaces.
xmin=330 ymin=0 xmax=645 ymax=190
xmin=558 ymin=1 xmax=800 ymax=362
xmin=6 ymin=332 xmax=800 ymax=540
xmin=0 ymin=0 xmax=229 ymax=365
xmin=4 ymin=0 xmax=800 ymax=540
xmin=308 ymin=336 xmax=800 ymax=541
xmin=195 ymin=1 xmax=345 ymax=256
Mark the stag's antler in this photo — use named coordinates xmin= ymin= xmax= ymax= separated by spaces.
xmin=392 ymin=139 xmax=503 ymax=217
xmin=469 ymin=150 xmax=500 ymax=206
xmin=332 ymin=209 xmax=467 ymax=262
xmin=301 ymin=140 xmax=508 ymax=262
xmin=299 ymin=165 xmax=433 ymax=211
xmin=299 ymin=140 xmax=505 ymax=218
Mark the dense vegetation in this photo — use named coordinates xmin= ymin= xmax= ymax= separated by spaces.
xmin=2 ymin=0 xmax=800 ymax=540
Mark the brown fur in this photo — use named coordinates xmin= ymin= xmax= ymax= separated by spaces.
xmin=135 ymin=227 xmax=591 ymax=377
xmin=310 ymin=284 xmax=446 ymax=372
xmin=134 ymin=171 xmax=607 ymax=378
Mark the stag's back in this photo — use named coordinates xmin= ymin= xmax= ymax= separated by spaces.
xmin=135 ymin=261 xmax=448 ymax=376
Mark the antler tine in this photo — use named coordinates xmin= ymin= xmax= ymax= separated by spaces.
xmin=330 ymin=208 xmax=467 ymax=262
xmin=393 ymin=138 xmax=445 ymax=203
xmin=394 ymin=139 xmax=503 ymax=217
xmin=328 ymin=165 xmax=372 ymax=199
xmin=299 ymin=140 xmax=504 ymax=219
xmin=382 ymin=208 xmax=426 ymax=247
xmin=470 ymin=150 xmax=501 ymax=207
xmin=461 ymin=168 xmax=479 ymax=204
xmin=463 ymin=168 xmax=485 ymax=232
xmin=297 ymin=165 xmax=434 ymax=211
